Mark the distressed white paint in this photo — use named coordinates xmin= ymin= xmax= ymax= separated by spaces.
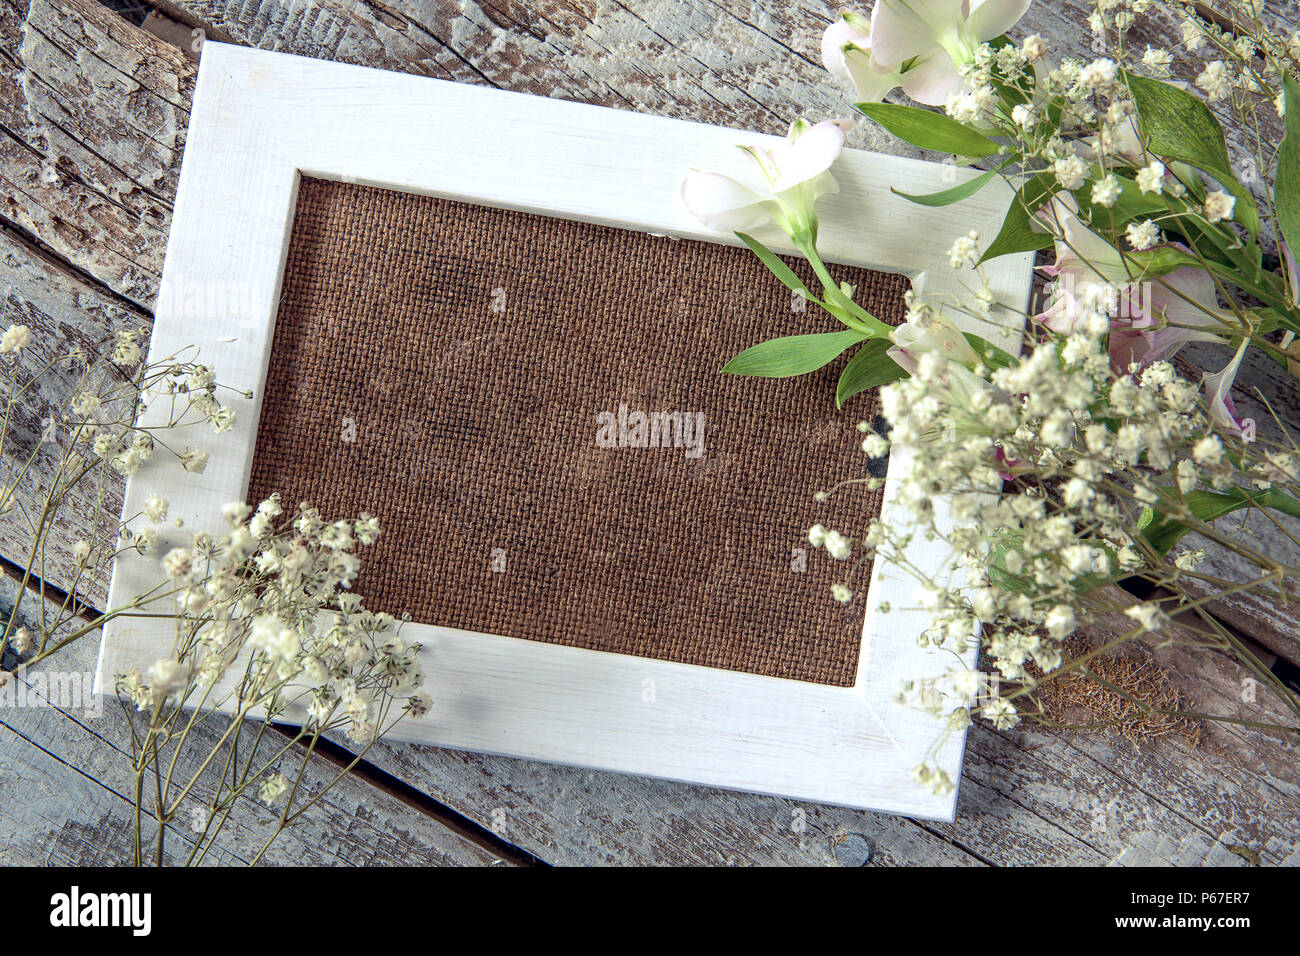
xmin=96 ymin=42 xmax=1033 ymax=820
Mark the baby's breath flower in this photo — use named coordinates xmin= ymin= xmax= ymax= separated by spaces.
xmin=1136 ymin=161 xmax=1165 ymax=194
xmin=162 ymin=547 xmax=193 ymax=580
xmin=1022 ymin=33 xmax=1047 ymax=62
xmin=1079 ymin=57 xmax=1117 ymax=89
xmin=1195 ymin=60 xmax=1232 ymax=102
xmin=180 ymin=446 xmax=209 ymax=474
xmin=1091 ymin=173 xmax=1121 ymax=208
xmin=222 ymin=501 xmax=252 ymax=526
xmin=1202 ymin=190 xmax=1236 ymax=224
xmin=135 ymin=527 xmax=158 ymax=555
xmin=1126 ymin=219 xmax=1161 ymax=250
xmin=861 ymin=433 xmax=889 ymax=457
xmin=1053 ymin=154 xmax=1088 ymax=190
xmin=354 ymin=513 xmax=381 ymax=545
xmin=1044 ymin=604 xmax=1077 ymax=639
xmin=981 ymin=696 xmax=1020 ymax=730
xmin=259 ymin=772 xmax=291 ymax=807
xmin=144 ymin=494 xmax=169 ymax=523
xmin=145 ymin=658 xmax=191 ymax=701
xmin=948 ymin=230 xmax=981 ymax=270
xmin=10 ymin=626 xmax=33 ymax=655
xmin=1124 ymin=602 xmax=1162 ymax=632
xmin=0 ymin=324 xmax=32 ymax=354
xmin=824 ymin=530 xmax=852 ymax=561
xmin=1180 ymin=19 xmax=1206 ymax=53
xmin=1142 ymin=46 xmax=1173 ymax=75
xmin=209 ymin=407 xmax=237 ymax=434
xmin=1192 ymin=434 xmax=1224 ymax=466
xmin=111 ymin=329 xmax=144 ymax=367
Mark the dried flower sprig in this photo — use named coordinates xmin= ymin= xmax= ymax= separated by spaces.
xmin=114 ymin=497 xmax=428 ymax=865
xmin=0 ymin=324 xmax=426 ymax=863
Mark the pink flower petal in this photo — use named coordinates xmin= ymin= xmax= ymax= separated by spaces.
xmin=1203 ymin=340 xmax=1250 ymax=436
xmin=822 ymin=17 xmax=870 ymax=81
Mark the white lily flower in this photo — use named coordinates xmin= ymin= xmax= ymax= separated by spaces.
xmin=822 ymin=11 xmax=906 ymax=103
xmin=680 ymin=118 xmax=850 ymax=242
xmin=870 ymin=0 xmax=1033 ymax=106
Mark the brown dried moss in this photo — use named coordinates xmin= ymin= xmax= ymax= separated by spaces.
xmin=1037 ymin=639 xmax=1203 ymax=747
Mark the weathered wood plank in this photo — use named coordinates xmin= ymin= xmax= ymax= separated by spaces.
xmin=1033 ymin=598 xmax=1300 ymax=866
xmin=0 ymin=223 xmax=141 ymax=608
xmin=1 ymin=0 xmax=186 ymax=309
xmin=357 ymin=739 xmax=986 ymax=866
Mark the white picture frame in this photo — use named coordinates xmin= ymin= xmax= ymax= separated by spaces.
xmin=96 ymin=42 xmax=1033 ymax=820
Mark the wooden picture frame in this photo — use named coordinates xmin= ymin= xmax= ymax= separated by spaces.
xmin=96 ymin=42 xmax=1033 ymax=820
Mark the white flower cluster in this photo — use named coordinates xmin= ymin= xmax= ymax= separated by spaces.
xmin=817 ymin=312 xmax=1250 ymax=793
xmin=117 ymin=497 xmax=429 ymax=745
xmin=65 ymin=353 xmax=235 ymax=479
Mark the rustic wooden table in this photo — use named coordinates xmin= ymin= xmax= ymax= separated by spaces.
xmin=1 ymin=0 xmax=1298 ymax=866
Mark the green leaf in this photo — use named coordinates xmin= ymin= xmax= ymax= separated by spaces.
xmin=835 ymin=338 xmax=906 ymax=407
xmin=734 ymin=231 xmax=812 ymax=300
xmin=1137 ymin=489 xmax=1253 ymax=556
xmin=979 ymin=173 xmax=1056 ymax=264
xmin=962 ymin=332 xmax=1017 ymax=370
xmin=723 ymin=329 xmax=866 ymax=378
xmin=892 ymin=166 xmax=1000 ymax=207
xmin=1124 ymin=245 xmax=1204 ymax=279
xmin=854 ymin=102 xmax=1000 ymax=156
xmin=1276 ymin=73 xmax=1300 ymax=272
xmin=1123 ymin=71 xmax=1260 ymax=236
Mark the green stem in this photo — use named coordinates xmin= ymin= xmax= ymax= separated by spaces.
xmin=793 ymin=237 xmax=894 ymax=338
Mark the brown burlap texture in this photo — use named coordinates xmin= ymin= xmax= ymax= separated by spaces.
xmin=248 ymin=177 xmax=908 ymax=686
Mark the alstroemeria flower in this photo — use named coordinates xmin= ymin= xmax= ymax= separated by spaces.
xmin=1035 ymin=197 xmax=1236 ymax=372
xmin=681 ymin=118 xmax=850 ymax=242
xmin=869 ymin=0 xmax=1034 ymax=106
xmin=1035 ymin=196 xmax=1129 ymax=333
xmin=822 ymin=11 xmax=906 ymax=103
xmin=888 ymin=309 xmax=980 ymax=375
xmin=1203 ymin=339 xmax=1251 ymax=437
xmin=1108 ymin=267 xmax=1231 ymax=373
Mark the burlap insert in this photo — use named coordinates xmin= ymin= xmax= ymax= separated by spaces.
xmin=247 ymin=177 xmax=907 ymax=686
